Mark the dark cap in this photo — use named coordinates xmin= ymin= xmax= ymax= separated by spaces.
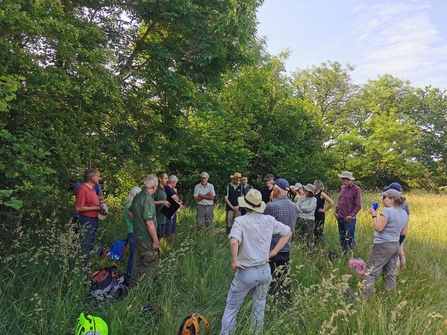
xmin=263 ymin=174 xmax=274 ymax=181
xmin=270 ymin=178 xmax=290 ymax=191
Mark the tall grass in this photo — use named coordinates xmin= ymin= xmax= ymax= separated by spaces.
xmin=1 ymin=193 xmax=446 ymax=334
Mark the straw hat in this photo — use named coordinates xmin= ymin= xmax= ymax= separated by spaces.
xmin=238 ymin=189 xmax=266 ymax=213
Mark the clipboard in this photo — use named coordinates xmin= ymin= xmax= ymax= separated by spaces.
xmin=161 ymin=196 xmax=180 ymax=219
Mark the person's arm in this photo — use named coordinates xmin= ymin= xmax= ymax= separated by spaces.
xmin=368 ymin=207 xmax=388 ymax=232
xmin=350 ymin=187 xmax=362 ymax=217
xmin=401 ymin=221 xmax=409 ymax=236
xmin=154 ymin=199 xmax=170 ymax=207
xmin=299 ymin=198 xmax=317 ymax=213
xmin=230 ymin=237 xmax=244 ymax=271
xmin=200 ymin=192 xmax=215 ymax=200
xmin=269 ymin=231 xmax=292 ymax=259
xmin=320 ymin=192 xmax=334 ymax=213
xmin=145 ymin=220 xmax=159 ymax=250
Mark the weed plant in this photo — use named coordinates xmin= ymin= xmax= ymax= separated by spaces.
xmin=1 ymin=193 xmax=446 ymax=334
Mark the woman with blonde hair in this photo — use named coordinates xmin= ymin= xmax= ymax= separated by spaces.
xmin=124 ymin=186 xmax=142 ymax=279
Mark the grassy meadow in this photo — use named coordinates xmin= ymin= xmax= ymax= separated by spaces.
xmin=1 ymin=192 xmax=447 ymax=334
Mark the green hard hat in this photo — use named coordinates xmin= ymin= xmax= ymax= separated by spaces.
xmin=76 ymin=313 xmax=108 ymax=335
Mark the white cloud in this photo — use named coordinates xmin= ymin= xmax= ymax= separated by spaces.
xmin=352 ymin=2 xmax=447 ymax=88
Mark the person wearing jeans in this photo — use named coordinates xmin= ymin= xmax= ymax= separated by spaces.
xmin=220 ymin=189 xmax=292 ymax=335
xmin=334 ymin=171 xmax=362 ymax=254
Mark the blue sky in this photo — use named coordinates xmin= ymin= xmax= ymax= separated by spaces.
xmin=256 ymin=0 xmax=447 ymax=90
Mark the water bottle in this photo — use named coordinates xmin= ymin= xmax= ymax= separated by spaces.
xmin=372 ymin=202 xmax=379 ymax=211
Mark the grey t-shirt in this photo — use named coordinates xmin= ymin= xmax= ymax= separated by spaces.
xmin=374 ymin=206 xmax=408 ymax=243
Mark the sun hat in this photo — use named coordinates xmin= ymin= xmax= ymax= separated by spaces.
xmin=303 ymin=183 xmax=315 ymax=195
xmin=338 ymin=171 xmax=355 ymax=180
xmin=379 ymin=189 xmax=402 ymax=199
xmin=200 ymin=172 xmax=209 ymax=178
xmin=384 ymin=182 xmax=402 ymax=191
xmin=98 ymin=203 xmax=108 ymax=220
xmin=270 ymin=178 xmax=290 ymax=191
xmin=238 ymin=189 xmax=266 ymax=213
xmin=263 ymin=174 xmax=274 ymax=181
xmin=230 ymin=172 xmax=242 ymax=179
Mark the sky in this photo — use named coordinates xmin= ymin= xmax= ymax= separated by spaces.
xmin=256 ymin=0 xmax=447 ymax=90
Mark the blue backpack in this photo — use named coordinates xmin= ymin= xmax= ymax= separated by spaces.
xmin=102 ymin=239 xmax=127 ymax=261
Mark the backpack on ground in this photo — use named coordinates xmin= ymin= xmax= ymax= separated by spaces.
xmin=90 ymin=266 xmax=129 ymax=303
xmin=102 ymin=238 xmax=128 ymax=261
xmin=177 ymin=314 xmax=210 ymax=335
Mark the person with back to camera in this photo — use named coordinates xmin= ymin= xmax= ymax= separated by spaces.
xmin=219 ymin=189 xmax=292 ymax=335
xmin=383 ymin=182 xmax=409 ymax=270
xmin=124 ymin=186 xmax=141 ymax=280
xmin=313 ymin=180 xmax=334 ymax=244
xmin=296 ymin=183 xmax=317 ymax=246
xmin=364 ymin=189 xmax=409 ymax=299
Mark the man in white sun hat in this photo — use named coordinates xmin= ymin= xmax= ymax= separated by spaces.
xmin=220 ymin=189 xmax=292 ymax=335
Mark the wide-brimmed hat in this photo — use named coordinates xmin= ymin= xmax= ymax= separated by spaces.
xmin=238 ymin=189 xmax=266 ymax=213
xmin=230 ymin=172 xmax=241 ymax=179
xmin=384 ymin=182 xmax=402 ymax=191
xmin=263 ymin=174 xmax=274 ymax=181
xmin=379 ymin=189 xmax=402 ymax=199
xmin=98 ymin=203 xmax=108 ymax=220
xmin=270 ymin=178 xmax=290 ymax=191
xmin=303 ymin=183 xmax=315 ymax=195
xmin=200 ymin=172 xmax=209 ymax=178
xmin=338 ymin=171 xmax=355 ymax=180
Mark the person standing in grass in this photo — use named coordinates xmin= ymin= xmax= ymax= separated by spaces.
xmin=193 ymin=172 xmax=216 ymax=234
xmin=153 ymin=172 xmax=170 ymax=241
xmin=384 ymin=182 xmax=409 ymax=269
xmin=240 ymin=174 xmax=253 ymax=215
xmin=313 ymin=180 xmax=334 ymax=244
xmin=220 ymin=189 xmax=292 ymax=335
xmin=296 ymin=183 xmax=317 ymax=245
xmin=364 ymin=189 xmax=409 ymax=299
xmin=223 ymin=172 xmax=243 ymax=234
xmin=334 ymin=171 xmax=362 ymax=255
xmin=75 ymin=168 xmax=105 ymax=265
xmin=128 ymin=174 xmax=159 ymax=288
xmin=164 ymin=175 xmax=184 ymax=243
xmin=124 ymin=186 xmax=141 ymax=280
xmin=263 ymin=178 xmax=298 ymax=303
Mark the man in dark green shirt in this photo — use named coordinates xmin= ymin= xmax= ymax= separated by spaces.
xmin=128 ymin=174 xmax=159 ymax=288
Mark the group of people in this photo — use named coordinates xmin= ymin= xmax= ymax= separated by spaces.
xmin=74 ymin=168 xmax=409 ymax=333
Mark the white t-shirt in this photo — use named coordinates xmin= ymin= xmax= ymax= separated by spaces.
xmin=229 ymin=212 xmax=291 ymax=267
xmin=374 ymin=206 xmax=408 ymax=243
xmin=193 ymin=182 xmax=215 ymax=205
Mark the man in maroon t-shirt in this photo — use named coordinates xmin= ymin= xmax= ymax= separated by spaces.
xmin=75 ymin=168 xmax=105 ymax=264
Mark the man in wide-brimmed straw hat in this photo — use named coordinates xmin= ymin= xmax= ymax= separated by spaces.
xmin=223 ymin=172 xmax=243 ymax=234
xmin=220 ymin=189 xmax=292 ymax=335
xmin=263 ymin=178 xmax=299 ymax=304
xmin=334 ymin=171 xmax=362 ymax=254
